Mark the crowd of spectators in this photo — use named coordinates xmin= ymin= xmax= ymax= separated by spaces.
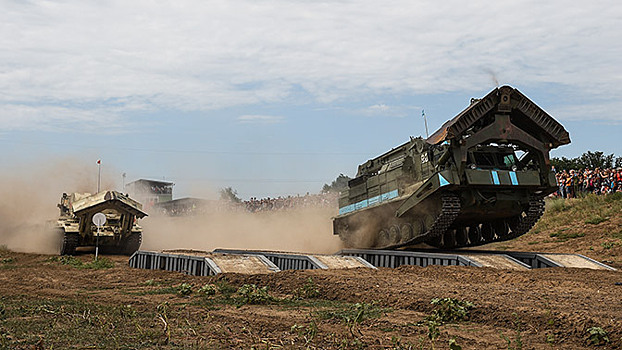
xmin=154 ymin=192 xmax=338 ymax=216
xmin=242 ymin=193 xmax=337 ymax=212
xmin=555 ymin=167 xmax=622 ymax=198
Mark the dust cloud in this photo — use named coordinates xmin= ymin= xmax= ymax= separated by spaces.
xmin=0 ymin=158 xmax=344 ymax=255
xmin=141 ymin=206 xmax=344 ymax=254
xmin=0 ymin=159 xmax=116 ymax=254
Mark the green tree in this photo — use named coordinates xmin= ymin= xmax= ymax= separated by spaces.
xmin=552 ymin=151 xmax=619 ymax=171
xmin=219 ymin=187 xmax=242 ymax=203
xmin=578 ymin=151 xmax=614 ymax=169
xmin=321 ymin=174 xmax=351 ymax=193
xmin=551 ymin=156 xmax=580 ymax=171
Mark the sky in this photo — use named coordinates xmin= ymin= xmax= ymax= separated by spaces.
xmin=1 ymin=0 xmax=621 ymax=199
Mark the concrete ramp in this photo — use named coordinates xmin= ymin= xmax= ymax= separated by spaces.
xmin=540 ymin=254 xmax=615 ymax=270
xmin=461 ymin=254 xmax=529 ymax=270
xmin=208 ymin=254 xmax=279 ymax=274
xmin=129 ymin=249 xmax=615 ymax=276
xmin=213 ymin=249 xmax=376 ymax=270
xmin=312 ymin=255 xmax=376 ymax=269
xmin=161 ymin=249 xmax=280 ymax=274
xmin=129 ymin=250 xmax=280 ymax=276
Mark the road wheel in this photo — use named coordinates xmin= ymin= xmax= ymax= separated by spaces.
xmin=442 ymin=229 xmax=457 ymax=249
xmin=455 ymin=227 xmax=469 ymax=247
xmin=468 ymin=225 xmax=482 ymax=245
xmin=400 ymin=223 xmax=413 ymax=243
xmin=60 ymin=233 xmax=79 ymax=256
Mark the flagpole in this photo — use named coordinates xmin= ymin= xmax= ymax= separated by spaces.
xmin=422 ymin=109 xmax=429 ymax=138
xmin=97 ymin=160 xmax=101 ymax=193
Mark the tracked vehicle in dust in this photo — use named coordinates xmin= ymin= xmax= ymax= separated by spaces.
xmin=333 ymin=86 xmax=570 ymax=249
xmin=54 ymin=191 xmax=148 ymax=255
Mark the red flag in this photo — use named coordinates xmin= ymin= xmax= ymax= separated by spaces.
xmin=97 ymin=159 xmax=101 ymax=164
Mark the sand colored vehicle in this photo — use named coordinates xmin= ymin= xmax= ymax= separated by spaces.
xmin=333 ymin=86 xmax=570 ymax=249
xmin=54 ymin=191 xmax=147 ymax=255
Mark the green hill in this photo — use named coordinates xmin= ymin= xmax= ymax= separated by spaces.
xmin=485 ymin=193 xmax=622 ymax=269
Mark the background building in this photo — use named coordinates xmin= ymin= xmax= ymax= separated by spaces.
xmin=125 ymin=179 xmax=174 ymax=211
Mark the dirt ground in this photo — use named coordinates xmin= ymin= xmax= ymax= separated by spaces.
xmin=1 ymin=196 xmax=621 ymax=349
xmin=0 ymin=248 xmax=620 ymax=349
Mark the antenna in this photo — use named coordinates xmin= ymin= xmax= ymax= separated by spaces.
xmin=97 ymin=159 xmax=101 ymax=193
xmin=422 ymin=109 xmax=429 ymax=138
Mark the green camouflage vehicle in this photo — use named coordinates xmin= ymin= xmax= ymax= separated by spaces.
xmin=54 ymin=191 xmax=147 ymax=255
xmin=333 ymin=86 xmax=570 ymax=249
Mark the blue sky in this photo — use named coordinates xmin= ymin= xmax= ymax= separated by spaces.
xmin=1 ymin=0 xmax=621 ymax=199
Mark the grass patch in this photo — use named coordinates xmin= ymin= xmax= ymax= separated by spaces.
xmin=129 ymin=286 xmax=179 ymax=296
xmin=292 ymin=278 xmax=321 ymax=300
xmin=549 ymin=231 xmax=585 ymax=241
xmin=50 ymin=256 xmax=115 ymax=269
xmin=585 ymin=216 xmax=609 ymax=225
xmin=0 ymin=297 xmax=163 ymax=348
xmin=192 ymin=281 xmax=281 ymax=308
xmin=603 ymin=192 xmax=622 ymax=203
xmin=610 ymin=230 xmax=622 ymax=240
xmin=316 ymin=302 xmax=384 ymax=323
xmin=316 ymin=302 xmax=386 ymax=336
xmin=537 ymin=193 xmax=622 ymax=233
xmin=416 ymin=298 xmax=475 ymax=345
xmin=546 ymin=198 xmax=570 ymax=213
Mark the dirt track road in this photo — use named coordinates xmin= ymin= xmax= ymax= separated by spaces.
xmin=0 ymin=251 xmax=620 ymax=349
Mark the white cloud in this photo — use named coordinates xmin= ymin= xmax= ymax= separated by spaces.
xmin=356 ymin=103 xmax=421 ymax=118
xmin=237 ymin=115 xmax=284 ymax=124
xmin=1 ymin=0 xmax=621 ymax=130
xmin=0 ymin=103 xmax=130 ymax=133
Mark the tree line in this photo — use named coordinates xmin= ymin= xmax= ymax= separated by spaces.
xmin=551 ymin=151 xmax=622 ymax=172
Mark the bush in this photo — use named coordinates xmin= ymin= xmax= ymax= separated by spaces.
xmin=176 ymin=283 xmax=193 ymax=296
xmin=198 ymin=284 xmax=217 ymax=296
xmin=292 ymin=278 xmax=320 ymax=300
xmin=0 ymin=258 xmax=15 ymax=264
xmin=236 ymin=284 xmax=275 ymax=305
xmin=216 ymin=279 xmax=237 ymax=298
xmin=587 ymin=327 xmax=609 ymax=345
xmin=427 ymin=298 xmax=474 ymax=324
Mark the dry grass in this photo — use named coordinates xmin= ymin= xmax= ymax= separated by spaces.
xmin=537 ymin=193 xmax=622 ymax=232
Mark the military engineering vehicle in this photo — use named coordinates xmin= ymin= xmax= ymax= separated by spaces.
xmin=333 ymin=86 xmax=570 ymax=249
xmin=54 ymin=191 xmax=148 ymax=255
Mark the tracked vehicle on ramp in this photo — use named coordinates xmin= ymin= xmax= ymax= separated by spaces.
xmin=54 ymin=191 xmax=147 ymax=255
xmin=333 ymin=86 xmax=570 ymax=249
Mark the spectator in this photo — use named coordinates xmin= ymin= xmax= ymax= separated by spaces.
xmin=555 ymin=167 xmax=622 ymax=197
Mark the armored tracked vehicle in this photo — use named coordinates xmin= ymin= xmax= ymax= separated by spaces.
xmin=54 ymin=191 xmax=148 ymax=255
xmin=333 ymin=86 xmax=570 ymax=249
